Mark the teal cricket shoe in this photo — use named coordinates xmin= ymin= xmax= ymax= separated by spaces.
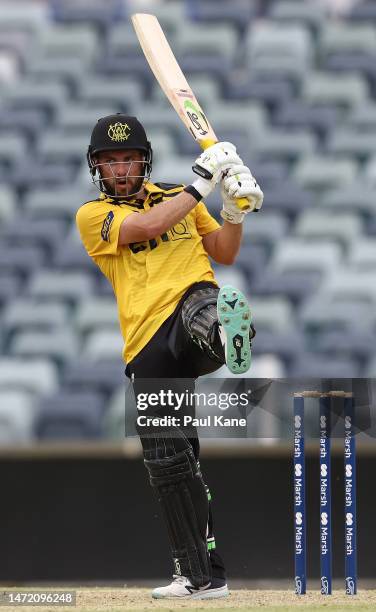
xmin=217 ymin=285 xmax=252 ymax=375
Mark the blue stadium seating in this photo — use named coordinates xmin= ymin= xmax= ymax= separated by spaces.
xmin=34 ymin=391 xmax=105 ymax=439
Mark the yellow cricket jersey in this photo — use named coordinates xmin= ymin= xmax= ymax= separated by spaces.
xmin=76 ymin=182 xmax=220 ymax=364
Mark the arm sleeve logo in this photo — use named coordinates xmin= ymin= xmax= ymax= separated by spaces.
xmin=101 ymin=211 xmax=115 ymax=242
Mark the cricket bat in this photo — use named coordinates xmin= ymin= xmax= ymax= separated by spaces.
xmin=131 ymin=13 xmax=252 ymax=212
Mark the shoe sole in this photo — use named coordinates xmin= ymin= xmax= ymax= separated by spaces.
xmin=152 ymin=585 xmax=229 ymax=600
xmin=217 ymin=285 xmax=252 ymax=375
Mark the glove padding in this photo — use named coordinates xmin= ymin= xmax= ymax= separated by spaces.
xmin=191 ymin=142 xmax=243 ymax=198
xmin=221 ymin=165 xmax=264 ymax=224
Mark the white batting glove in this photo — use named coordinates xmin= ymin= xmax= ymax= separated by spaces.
xmin=191 ymin=142 xmax=243 ymax=198
xmin=220 ymin=165 xmax=264 ymax=224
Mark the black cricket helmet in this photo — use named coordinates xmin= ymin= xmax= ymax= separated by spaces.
xmin=87 ymin=114 xmax=153 ymax=198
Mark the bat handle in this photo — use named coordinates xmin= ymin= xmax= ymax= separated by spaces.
xmin=199 ymin=138 xmax=254 ymax=212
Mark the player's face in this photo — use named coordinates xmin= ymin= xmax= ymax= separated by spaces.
xmin=95 ymin=149 xmax=145 ymax=197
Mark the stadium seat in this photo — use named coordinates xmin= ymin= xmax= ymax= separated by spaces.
xmin=23 ymin=187 xmax=90 ymax=220
xmin=74 ymin=298 xmax=119 ymax=335
xmin=245 ymin=55 xmax=309 ymax=84
xmin=289 ymin=355 xmax=360 ymax=378
xmin=0 ymin=244 xmax=45 ymax=277
xmin=268 ymin=1 xmax=325 ymax=32
xmin=315 ymin=330 xmax=376 ymax=362
xmin=78 ymin=75 xmax=144 ymax=111
xmin=34 ymin=390 xmax=105 ymax=439
xmin=82 ymin=329 xmax=124 ymax=361
xmin=250 ymin=129 xmax=316 ymax=161
xmin=0 ymin=390 xmax=35 ymax=443
xmin=243 ymin=212 xmax=289 ymax=247
xmin=348 ymin=240 xmax=376 ymax=270
xmin=9 ymin=329 xmax=79 ymax=366
xmin=248 ymin=297 xmax=294 ymax=332
xmin=62 ymin=360 xmax=124 ymax=395
xmin=261 ymin=184 xmax=314 ymax=217
xmin=320 ymin=183 xmax=376 ymax=215
xmin=107 ymin=23 xmax=149 ymax=58
xmin=26 ymin=271 xmax=94 ymax=303
xmin=24 ymin=56 xmax=90 ymax=89
xmin=326 ymin=129 xmax=376 ymax=160
xmin=350 ymin=1 xmax=376 ymax=21
xmin=302 ymin=72 xmax=369 ymax=107
xmin=30 ymin=24 xmax=99 ymax=62
xmin=0 ymin=3 xmax=48 ymax=34
xmin=187 ymin=0 xmax=257 ymax=33
xmin=0 ymin=134 xmax=27 ymax=167
xmin=0 ymin=108 xmax=45 ymax=143
xmin=324 ymin=53 xmax=376 ymax=86
xmin=37 ymin=131 xmax=89 ymax=162
xmin=293 ymin=155 xmax=358 ymax=190
xmin=0 ymin=218 xmax=68 ymax=256
xmin=300 ymin=297 xmax=374 ymax=332
xmin=50 ymin=0 xmax=125 ymax=28
xmin=8 ymin=158 xmax=75 ymax=190
xmin=251 ymin=269 xmax=321 ymax=304
xmin=0 ymin=273 xmax=22 ymax=306
xmin=294 ymin=211 xmax=362 ymax=244
xmin=0 ymin=358 xmax=58 ymax=395
xmin=2 ymin=299 xmax=69 ymax=337
xmin=348 ymin=102 xmax=376 ymax=130
xmin=252 ymin=328 xmax=305 ymax=365
xmin=2 ymin=80 xmax=69 ymax=119
xmin=274 ymin=102 xmax=340 ymax=137
xmin=320 ymin=23 xmax=376 ymax=57
xmin=224 ymin=74 xmax=294 ymax=109
xmin=176 ymin=24 xmax=238 ymax=63
xmin=246 ymin=23 xmax=312 ymax=66
xmin=270 ymin=239 xmax=342 ymax=273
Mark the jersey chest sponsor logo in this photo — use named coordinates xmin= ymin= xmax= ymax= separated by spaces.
xmin=101 ymin=211 xmax=114 ymax=242
xmin=129 ymin=218 xmax=192 ymax=254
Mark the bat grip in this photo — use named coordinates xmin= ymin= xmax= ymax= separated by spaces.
xmin=199 ymin=138 xmax=254 ymax=212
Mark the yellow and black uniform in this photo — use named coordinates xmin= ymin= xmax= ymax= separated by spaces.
xmin=76 ymin=181 xmax=220 ymax=364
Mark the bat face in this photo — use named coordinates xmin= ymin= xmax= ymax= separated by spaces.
xmin=131 ymin=13 xmax=217 ymax=147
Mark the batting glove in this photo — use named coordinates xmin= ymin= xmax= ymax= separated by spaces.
xmin=220 ymin=165 xmax=264 ymax=224
xmin=191 ymin=142 xmax=243 ymax=199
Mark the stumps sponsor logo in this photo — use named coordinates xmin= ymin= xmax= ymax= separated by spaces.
xmin=295 ymin=576 xmax=303 ymax=595
xmin=346 ymin=577 xmax=356 ymax=595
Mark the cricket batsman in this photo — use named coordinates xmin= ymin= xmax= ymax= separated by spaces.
xmin=76 ymin=114 xmax=263 ymax=599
